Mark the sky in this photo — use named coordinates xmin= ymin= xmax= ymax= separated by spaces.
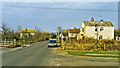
xmin=2 ymin=2 xmax=118 ymax=32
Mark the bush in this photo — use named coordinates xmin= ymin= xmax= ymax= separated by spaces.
xmin=77 ymin=37 xmax=96 ymax=44
xmin=61 ymin=38 xmax=118 ymax=51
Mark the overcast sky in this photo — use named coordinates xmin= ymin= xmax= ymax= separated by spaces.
xmin=2 ymin=2 xmax=118 ymax=32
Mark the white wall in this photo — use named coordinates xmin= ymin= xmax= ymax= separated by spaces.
xmin=20 ymin=33 xmax=23 ymax=38
xmin=85 ymin=26 xmax=96 ymax=38
xmin=20 ymin=33 xmax=35 ymax=38
xmin=115 ymin=36 xmax=120 ymax=41
xmin=80 ymin=22 xmax=85 ymax=34
xmin=85 ymin=26 xmax=114 ymax=39
xmin=31 ymin=33 xmax=35 ymax=35
xmin=68 ymin=33 xmax=77 ymax=37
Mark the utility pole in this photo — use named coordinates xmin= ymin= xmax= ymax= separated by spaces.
xmin=88 ymin=23 xmax=104 ymax=51
xmin=96 ymin=23 xmax=99 ymax=50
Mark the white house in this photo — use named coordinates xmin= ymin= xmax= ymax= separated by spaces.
xmin=78 ymin=18 xmax=114 ymax=40
xmin=20 ymin=28 xmax=35 ymax=38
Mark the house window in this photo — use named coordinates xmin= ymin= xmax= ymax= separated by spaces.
xmin=95 ymin=28 xmax=97 ymax=31
xmin=100 ymin=27 xmax=104 ymax=31
xmin=82 ymin=28 xmax=84 ymax=32
xmin=99 ymin=35 xmax=103 ymax=39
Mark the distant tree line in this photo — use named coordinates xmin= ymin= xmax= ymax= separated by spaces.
xmin=1 ymin=23 xmax=56 ymax=44
xmin=1 ymin=23 xmax=20 ymax=41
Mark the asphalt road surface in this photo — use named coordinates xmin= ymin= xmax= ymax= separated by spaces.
xmin=2 ymin=41 xmax=56 ymax=66
xmin=2 ymin=41 xmax=118 ymax=66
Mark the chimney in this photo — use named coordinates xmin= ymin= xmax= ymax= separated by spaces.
xmin=91 ymin=17 xmax=94 ymax=21
xmin=74 ymin=27 xmax=76 ymax=29
xmin=101 ymin=19 xmax=103 ymax=21
xmin=26 ymin=28 xmax=28 ymax=31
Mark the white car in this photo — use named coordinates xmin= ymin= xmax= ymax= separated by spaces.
xmin=48 ymin=39 xmax=57 ymax=47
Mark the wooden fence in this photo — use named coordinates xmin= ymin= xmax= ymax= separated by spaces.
xmin=0 ymin=39 xmax=17 ymax=47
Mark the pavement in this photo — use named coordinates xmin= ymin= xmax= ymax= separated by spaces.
xmin=85 ymin=54 xmax=120 ymax=56
xmin=1 ymin=41 xmax=119 ymax=66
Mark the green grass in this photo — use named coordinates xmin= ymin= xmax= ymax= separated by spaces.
xmin=67 ymin=51 xmax=119 ymax=58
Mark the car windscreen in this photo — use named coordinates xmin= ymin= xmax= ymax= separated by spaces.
xmin=49 ymin=40 xmax=56 ymax=43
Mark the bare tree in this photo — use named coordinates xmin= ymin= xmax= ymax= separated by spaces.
xmin=1 ymin=23 xmax=10 ymax=35
xmin=35 ymin=26 xmax=41 ymax=32
xmin=1 ymin=23 xmax=18 ymax=41
xmin=17 ymin=25 xmax=22 ymax=33
xmin=1 ymin=23 xmax=10 ymax=40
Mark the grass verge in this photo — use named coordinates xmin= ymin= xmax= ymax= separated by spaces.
xmin=67 ymin=50 xmax=119 ymax=58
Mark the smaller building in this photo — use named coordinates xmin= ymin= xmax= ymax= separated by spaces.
xmin=63 ymin=27 xmax=80 ymax=41
xmin=114 ymin=29 xmax=120 ymax=41
xmin=20 ymin=28 xmax=35 ymax=38
xmin=115 ymin=36 xmax=120 ymax=41
xmin=68 ymin=27 xmax=80 ymax=38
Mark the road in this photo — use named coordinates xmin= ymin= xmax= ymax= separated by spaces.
xmin=2 ymin=41 xmax=56 ymax=66
xmin=2 ymin=41 xmax=118 ymax=67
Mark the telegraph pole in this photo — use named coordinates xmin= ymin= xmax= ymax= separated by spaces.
xmin=96 ymin=24 xmax=99 ymax=50
xmin=88 ymin=23 xmax=104 ymax=51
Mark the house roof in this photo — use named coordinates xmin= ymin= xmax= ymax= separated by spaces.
xmin=83 ymin=21 xmax=114 ymax=27
xmin=68 ymin=27 xmax=80 ymax=33
xmin=20 ymin=30 xmax=35 ymax=33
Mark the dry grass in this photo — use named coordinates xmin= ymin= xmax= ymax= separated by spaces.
xmin=60 ymin=38 xmax=119 ymax=51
